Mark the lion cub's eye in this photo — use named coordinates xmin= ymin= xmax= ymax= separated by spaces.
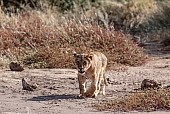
xmin=83 ymin=61 xmax=87 ymax=65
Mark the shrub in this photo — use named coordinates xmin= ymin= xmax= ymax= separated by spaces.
xmin=93 ymin=89 xmax=170 ymax=112
xmin=0 ymin=10 xmax=147 ymax=69
xmin=103 ymin=0 xmax=158 ymax=35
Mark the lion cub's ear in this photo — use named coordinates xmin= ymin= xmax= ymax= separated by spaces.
xmin=87 ymin=54 xmax=93 ymax=60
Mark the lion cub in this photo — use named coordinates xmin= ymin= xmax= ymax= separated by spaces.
xmin=74 ymin=52 xmax=108 ymax=98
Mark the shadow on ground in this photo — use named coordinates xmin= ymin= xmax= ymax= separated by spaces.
xmin=28 ymin=94 xmax=82 ymax=101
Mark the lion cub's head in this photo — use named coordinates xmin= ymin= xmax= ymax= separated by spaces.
xmin=74 ymin=52 xmax=93 ymax=74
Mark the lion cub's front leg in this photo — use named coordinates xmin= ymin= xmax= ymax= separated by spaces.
xmin=78 ymin=74 xmax=86 ymax=97
xmin=84 ymin=75 xmax=99 ymax=98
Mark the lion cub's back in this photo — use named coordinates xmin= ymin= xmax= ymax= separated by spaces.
xmin=91 ymin=52 xmax=107 ymax=68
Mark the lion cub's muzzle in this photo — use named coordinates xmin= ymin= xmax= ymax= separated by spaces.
xmin=78 ymin=68 xmax=85 ymax=74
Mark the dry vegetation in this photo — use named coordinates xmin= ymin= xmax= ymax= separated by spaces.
xmin=0 ymin=0 xmax=170 ymax=112
xmin=0 ymin=0 xmax=169 ymax=69
xmin=93 ymin=89 xmax=170 ymax=112
xmin=0 ymin=6 xmax=147 ymax=69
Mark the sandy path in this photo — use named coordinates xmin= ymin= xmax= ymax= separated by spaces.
xmin=0 ymin=57 xmax=170 ymax=114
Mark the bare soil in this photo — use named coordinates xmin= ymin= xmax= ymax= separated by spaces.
xmin=1 ymin=43 xmax=170 ymax=114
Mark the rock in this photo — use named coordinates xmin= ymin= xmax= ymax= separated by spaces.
xmin=9 ymin=62 xmax=24 ymax=71
xmin=141 ymin=79 xmax=161 ymax=90
xmin=22 ymin=78 xmax=37 ymax=91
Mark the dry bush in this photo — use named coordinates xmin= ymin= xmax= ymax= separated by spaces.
xmin=93 ymin=89 xmax=170 ymax=112
xmin=23 ymin=46 xmax=75 ymax=68
xmin=101 ymin=0 xmax=170 ymax=45
xmin=0 ymin=9 xmax=147 ymax=69
xmin=23 ymin=17 xmax=147 ymax=68
xmin=102 ymin=0 xmax=158 ymax=35
xmin=147 ymin=1 xmax=170 ymax=46
xmin=1 ymin=0 xmax=170 ymax=47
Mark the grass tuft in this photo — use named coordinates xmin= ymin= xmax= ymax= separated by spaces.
xmin=93 ymin=89 xmax=170 ymax=112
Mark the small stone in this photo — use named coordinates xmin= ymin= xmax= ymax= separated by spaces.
xmin=22 ymin=78 xmax=37 ymax=91
xmin=141 ymin=79 xmax=161 ymax=90
xmin=9 ymin=62 xmax=24 ymax=71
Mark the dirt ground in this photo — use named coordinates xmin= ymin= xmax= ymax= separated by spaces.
xmin=1 ymin=43 xmax=170 ymax=114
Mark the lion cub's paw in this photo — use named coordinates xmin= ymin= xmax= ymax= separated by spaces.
xmin=84 ymin=92 xmax=95 ymax=98
xmin=76 ymin=94 xmax=85 ymax=99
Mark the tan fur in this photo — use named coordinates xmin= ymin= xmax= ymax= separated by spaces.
xmin=74 ymin=52 xmax=108 ymax=98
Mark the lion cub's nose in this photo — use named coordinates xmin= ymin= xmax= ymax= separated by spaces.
xmin=79 ymin=68 xmax=85 ymax=74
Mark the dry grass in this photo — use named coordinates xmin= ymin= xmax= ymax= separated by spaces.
xmin=2 ymin=0 xmax=170 ymax=69
xmin=93 ymin=89 xmax=170 ymax=112
xmin=0 ymin=9 xmax=147 ymax=69
xmin=99 ymin=0 xmax=170 ymax=45
xmin=102 ymin=0 xmax=158 ymax=33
